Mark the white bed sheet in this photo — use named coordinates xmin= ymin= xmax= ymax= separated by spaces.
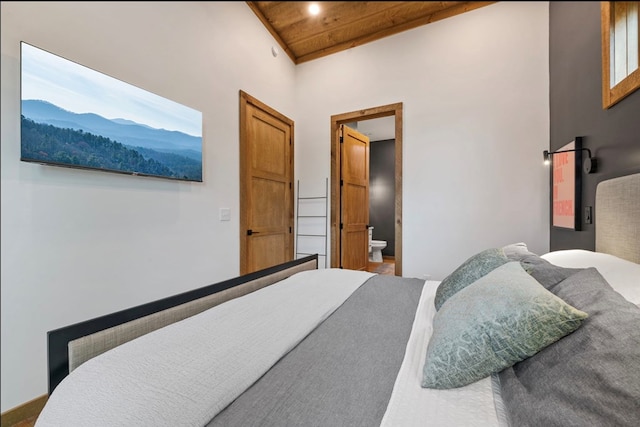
xmin=381 ymin=280 xmax=508 ymax=427
xmin=541 ymin=249 xmax=640 ymax=305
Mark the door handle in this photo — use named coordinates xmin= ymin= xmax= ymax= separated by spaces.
xmin=247 ymin=229 xmax=261 ymax=236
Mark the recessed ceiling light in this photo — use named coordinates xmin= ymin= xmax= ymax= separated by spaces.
xmin=309 ymin=3 xmax=320 ymax=16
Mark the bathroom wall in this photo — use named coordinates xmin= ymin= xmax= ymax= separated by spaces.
xmin=369 ymin=139 xmax=395 ymax=256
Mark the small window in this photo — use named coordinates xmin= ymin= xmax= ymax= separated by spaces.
xmin=601 ymin=1 xmax=640 ymax=108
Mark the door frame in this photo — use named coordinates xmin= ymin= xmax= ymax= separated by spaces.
xmin=330 ymin=102 xmax=403 ymax=276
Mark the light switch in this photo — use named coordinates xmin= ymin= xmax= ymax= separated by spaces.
xmin=219 ymin=208 xmax=231 ymax=221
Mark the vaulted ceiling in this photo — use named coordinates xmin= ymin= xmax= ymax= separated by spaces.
xmin=246 ymin=1 xmax=497 ymax=64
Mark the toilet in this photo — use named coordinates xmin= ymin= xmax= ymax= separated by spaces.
xmin=368 ymin=226 xmax=387 ymax=262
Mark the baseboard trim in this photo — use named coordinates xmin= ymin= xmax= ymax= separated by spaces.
xmin=1 ymin=395 xmax=47 ymax=427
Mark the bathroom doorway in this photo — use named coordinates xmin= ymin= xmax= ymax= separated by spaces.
xmin=330 ymin=102 xmax=403 ymax=276
xmin=361 ymin=120 xmax=396 ymax=275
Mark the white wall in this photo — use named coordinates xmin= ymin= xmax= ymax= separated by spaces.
xmin=295 ymin=1 xmax=550 ymax=279
xmin=0 ymin=1 xmax=296 ymax=411
xmin=1 ymin=0 xmax=550 ymax=413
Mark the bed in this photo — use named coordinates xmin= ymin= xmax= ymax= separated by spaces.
xmin=35 ymin=173 xmax=640 ymax=426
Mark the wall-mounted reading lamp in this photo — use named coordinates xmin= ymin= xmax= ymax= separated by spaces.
xmin=543 ymin=148 xmax=597 ymax=174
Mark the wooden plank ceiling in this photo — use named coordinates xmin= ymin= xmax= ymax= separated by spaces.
xmin=246 ymin=1 xmax=497 ymax=64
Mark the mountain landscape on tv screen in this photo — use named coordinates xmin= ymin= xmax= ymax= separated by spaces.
xmin=21 ymin=100 xmax=202 ymax=181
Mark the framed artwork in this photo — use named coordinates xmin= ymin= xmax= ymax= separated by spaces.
xmin=552 ymin=138 xmax=582 ymax=230
xmin=20 ymin=42 xmax=203 ymax=182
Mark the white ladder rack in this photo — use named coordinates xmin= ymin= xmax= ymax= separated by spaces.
xmin=295 ymin=178 xmax=328 ymax=268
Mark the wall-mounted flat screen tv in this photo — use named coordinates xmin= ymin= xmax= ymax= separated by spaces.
xmin=20 ymin=41 xmax=203 ymax=182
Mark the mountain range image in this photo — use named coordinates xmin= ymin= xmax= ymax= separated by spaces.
xmin=21 ymin=100 xmax=201 ymax=159
xmin=21 ymin=99 xmax=202 ymax=181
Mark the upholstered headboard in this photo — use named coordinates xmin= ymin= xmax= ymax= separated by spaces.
xmin=595 ymin=173 xmax=640 ymax=263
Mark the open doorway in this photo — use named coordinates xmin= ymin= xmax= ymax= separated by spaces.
xmin=330 ymin=103 xmax=403 ymax=276
xmin=357 ymin=117 xmax=396 ymax=275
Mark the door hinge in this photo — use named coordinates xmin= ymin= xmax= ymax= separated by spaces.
xmin=289 ymin=226 xmax=292 ymax=233
xmin=340 ymin=223 xmax=343 ymax=230
xmin=340 ymin=179 xmax=343 ymax=186
xmin=340 ymin=136 xmax=343 ymax=143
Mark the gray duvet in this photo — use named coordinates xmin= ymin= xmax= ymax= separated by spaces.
xmin=498 ymin=266 xmax=640 ymax=426
xmin=207 ymin=274 xmax=425 ymax=427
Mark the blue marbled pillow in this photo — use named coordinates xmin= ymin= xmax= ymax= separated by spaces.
xmin=434 ymin=248 xmax=508 ymax=310
xmin=422 ymin=262 xmax=588 ymax=389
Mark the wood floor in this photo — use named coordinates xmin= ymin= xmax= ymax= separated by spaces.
xmin=1 ymin=395 xmax=47 ymax=427
xmin=7 ymin=416 xmax=37 ymax=427
xmin=366 ymin=256 xmax=395 ymax=275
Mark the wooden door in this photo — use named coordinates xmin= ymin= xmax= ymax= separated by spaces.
xmin=340 ymin=125 xmax=370 ymax=271
xmin=239 ymin=91 xmax=294 ymax=275
xmin=330 ymin=103 xmax=402 ymax=275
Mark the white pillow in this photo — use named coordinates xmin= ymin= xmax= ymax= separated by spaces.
xmin=541 ymin=249 xmax=640 ymax=306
